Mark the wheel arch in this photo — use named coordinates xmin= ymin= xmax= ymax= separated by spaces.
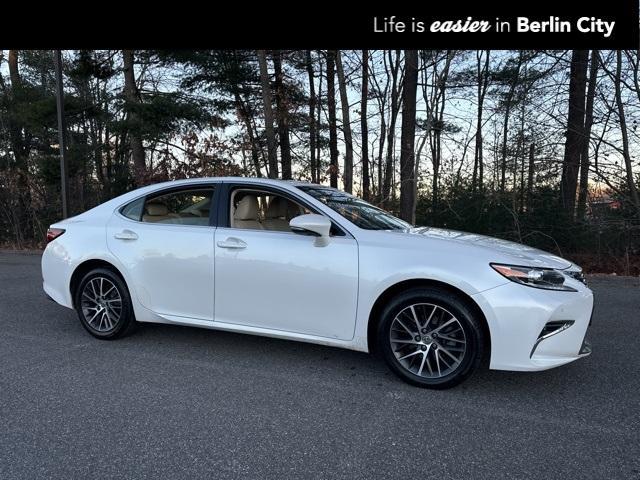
xmin=366 ymin=278 xmax=491 ymax=357
xmin=69 ymin=259 xmax=127 ymax=308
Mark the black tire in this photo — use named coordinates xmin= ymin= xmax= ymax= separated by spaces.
xmin=376 ymin=287 xmax=485 ymax=389
xmin=74 ymin=268 xmax=136 ymax=340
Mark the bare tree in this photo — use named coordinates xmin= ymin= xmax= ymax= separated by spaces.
xmin=361 ymin=50 xmax=370 ymax=200
xmin=273 ymin=50 xmax=292 ymax=179
xmin=382 ymin=50 xmax=402 ymax=206
xmin=399 ymin=50 xmax=419 ymax=223
xmin=327 ymin=50 xmax=339 ymax=188
xmin=122 ymin=50 xmax=146 ymax=185
xmin=473 ymin=50 xmax=490 ymax=192
xmin=368 ymin=53 xmax=390 ymax=201
xmin=234 ymin=92 xmax=263 ymax=178
xmin=527 ymin=143 xmax=535 ymax=210
xmin=257 ymin=50 xmax=278 ymax=178
xmin=6 ymin=49 xmax=31 ymax=245
xmin=423 ymin=50 xmax=453 ymax=218
xmin=560 ymin=50 xmax=589 ymax=215
xmin=613 ymin=50 xmax=640 ymax=213
xmin=305 ymin=50 xmax=317 ymax=183
xmin=499 ymin=52 xmax=524 ymax=194
xmin=336 ymin=51 xmax=354 ymax=193
xmin=576 ymin=50 xmax=599 ymax=221
xmin=315 ymin=55 xmax=323 ymax=184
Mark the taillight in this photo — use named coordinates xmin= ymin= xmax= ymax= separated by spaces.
xmin=46 ymin=228 xmax=65 ymax=243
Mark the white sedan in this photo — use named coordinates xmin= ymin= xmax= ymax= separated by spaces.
xmin=42 ymin=177 xmax=593 ymax=388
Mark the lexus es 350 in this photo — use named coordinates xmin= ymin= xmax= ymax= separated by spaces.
xmin=42 ymin=177 xmax=593 ymax=388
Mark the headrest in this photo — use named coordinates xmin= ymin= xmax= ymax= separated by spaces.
xmin=146 ymin=203 xmax=168 ymax=216
xmin=265 ymin=197 xmax=288 ymax=219
xmin=266 ymin=197 xmax=303 ymax=219
xmin=234 ymin=196 xmax=259 ymax=220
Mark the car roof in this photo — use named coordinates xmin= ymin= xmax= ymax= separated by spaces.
xmin=143 ymin=177 xmax=319 ymax=189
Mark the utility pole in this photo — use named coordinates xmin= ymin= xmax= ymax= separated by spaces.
xmin=53 ymin=50 xmax=70 ymax=218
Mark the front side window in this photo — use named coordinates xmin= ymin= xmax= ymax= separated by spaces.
xmin=135 ymin=188 xmax=214 ymax=226
xmin=298 ymin=186 xmax=411 ymax=231
xmin=230 ymin=189 xmax=310 ymax=232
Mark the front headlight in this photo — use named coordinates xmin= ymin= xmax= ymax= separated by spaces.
xmin=490 ymin=264 xmax=577 ymax=291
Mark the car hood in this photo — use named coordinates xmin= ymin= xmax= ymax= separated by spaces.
xmin=394 ymin=226 xmax=573 ymax=270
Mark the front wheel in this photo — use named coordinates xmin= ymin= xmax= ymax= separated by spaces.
xmin=74 ymin=268 xmax=136 ymax=340
xmin=377 ymin=287 xmax=485 ymax=389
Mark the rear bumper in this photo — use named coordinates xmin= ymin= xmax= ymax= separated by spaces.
xmin=473 ymin=281 xmax=593 ymax=371
xmin=41 ymin=243 xmax=74 ymax=309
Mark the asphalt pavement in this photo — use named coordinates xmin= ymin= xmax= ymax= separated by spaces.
xmin=1 ymin=252 xmax=639 ymax=479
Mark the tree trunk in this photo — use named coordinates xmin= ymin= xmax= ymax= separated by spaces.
xmin=8 ymin=50 xmax=21 ymax=91
xmin=382 ymin=50 xmax=402 ymax=207
xmin=614 ymin=50 xmax=640 ymax=214
xmin=257 ymin=50 xmax=279 ymax=178
xmin=576 ymin=51 xmax=599 ymax=221
xmin=234 ymin=93 xmax=262 ymax=177
xmin=432 ymin=131 xmax=440 ymax=219
xmin=377 ymin=113 xmax=386 ymax=203
xmin=7 ymin=50 xmax=29 ymax=245
xmin=7 ymin=50 xmax=27 ymax=168
xmin=413 ymin=133 xmax=428 ymax=221
xmin=122 ymin=50 xmax=146 ymax=185
xmin=305 ymin=50 xmax=317 ymax=183
xmin=360 ymin=50 xmax=370 ymax=200
xmin=335 ymin=51 xmax=354 ymax=193
xmin=327 ymin=50 xmax=339 ymax=188
xmin=499 ymin=100 xmax=511 ymax=194
xmin=315 ymin=57 xmax=323 ymax=183
xmin=427 ymin=51 xmax=453 ymax=222
xmin=500 ymin=52 xmax=523 ymax=194
xmin=473 ymin=50 xmax=490 ymax=192
xmin=272 ymin=51 xmax=292 ymax=179
xmin=560 ymin=50 xmax=589 ymax=216
xmin=527 ymin=143 xmax=535 ymax=211
xmin=399 ymin=50 xmax=419 ymax=223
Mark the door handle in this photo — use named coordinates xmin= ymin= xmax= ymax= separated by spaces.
xmin=114 ymin=229 xmax=138 ymax=240
xmin=217 ymin=237 xmax=247 ymax=249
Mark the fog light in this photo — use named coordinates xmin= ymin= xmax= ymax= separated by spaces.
xmin=530 ymin=320 xmax=575 ymax=357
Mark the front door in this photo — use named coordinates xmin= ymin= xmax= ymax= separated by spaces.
xmin=214 ymin=186 xmax=358 ymax=340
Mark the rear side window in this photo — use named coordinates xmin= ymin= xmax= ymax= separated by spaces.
xmin=121 ymin=197 xmax=144 ymax=221
xmin=120 ymin=187 xmax=215 ymax=226
xmin=142 ymin=188 xmax=214 ymax=226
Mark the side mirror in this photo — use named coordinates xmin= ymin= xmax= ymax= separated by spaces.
xmin=289 ymin=214 xmax=331 ymax=247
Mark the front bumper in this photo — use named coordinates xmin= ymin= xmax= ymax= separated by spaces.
xmin=473 ymin=280 xmax=593 ymax=371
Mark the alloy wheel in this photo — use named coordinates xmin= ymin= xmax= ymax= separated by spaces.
xmin=80 ymin=277 xmax=123 ymax=332
xmin=389 ymin=303 xmax=467 ymax=378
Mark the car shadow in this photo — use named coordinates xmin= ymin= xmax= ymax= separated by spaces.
xmin=129 ymin=320 xmax=592 ymax=397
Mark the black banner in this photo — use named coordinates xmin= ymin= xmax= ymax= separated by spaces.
xmin=4 ymin=0 xmax=639 ymax=49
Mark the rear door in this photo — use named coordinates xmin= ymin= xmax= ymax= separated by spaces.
xmin=107 ymin=184 xmax=217 ymax=321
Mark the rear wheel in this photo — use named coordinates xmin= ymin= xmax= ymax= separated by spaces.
xmin=377 ymin=287 xmax=485 ymax=389
xmin=74 ymin=268 xmax=136 ymax=340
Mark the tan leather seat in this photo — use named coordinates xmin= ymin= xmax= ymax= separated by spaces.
xmin=264 ymin=197 xmax=302 ymax=231
xmin=233 ymin=196 xmax=263 ymax=230
xmin=143 ymin=203 xmax=178 ymax=223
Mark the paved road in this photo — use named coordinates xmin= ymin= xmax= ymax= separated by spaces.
xmin=1 ymin=252 xmax=639 ymax=479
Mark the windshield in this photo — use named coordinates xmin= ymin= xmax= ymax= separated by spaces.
xmin=298 ymin=186 xmax=412 ymax=231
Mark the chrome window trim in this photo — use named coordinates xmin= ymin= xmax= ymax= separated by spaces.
xmin=529 ymin=320 xmax=575 ymax=358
